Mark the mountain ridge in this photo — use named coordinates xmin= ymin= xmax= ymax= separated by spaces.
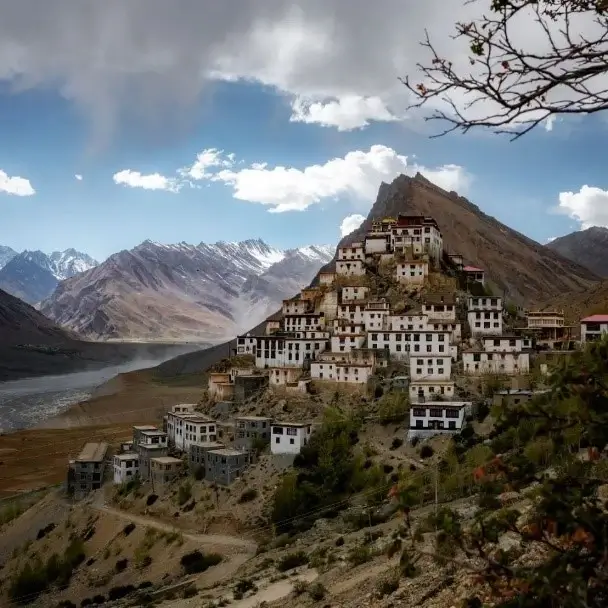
xmin=40 ymin=239 xmax=334 ymax=343
xmin=546 ymin=226 xmax=608 ymax=278
xmin=0 ymin=248 xmax=98 ymax=305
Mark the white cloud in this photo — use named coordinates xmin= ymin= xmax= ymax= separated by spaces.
xmin=112 ymin=169 xmax=181 ymax=192
xmin=0 ymin=169 xmax=35 ymax=196
xmin=0 ymin=0 xmax=579 ymax=138
xmin=340 ymin=214 xmax=366 ymax=237
xmin=557 ymin=186 xmax=608 ymax=229
xmin=290 ymin=96 xmax=398 ymax=131
xmin=179 ymin=148 xmax=235 ymax=181
xmin=75 ymin=174 xmax=83 ymax=181
xmin=190 ymin=144 xmax=470 ymax=213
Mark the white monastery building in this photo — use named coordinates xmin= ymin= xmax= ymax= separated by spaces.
xmin=410 ymin=380 xmax=455 ymax=402
xmin=580 ymin=315 xmax=608 ymax=343
xmin=396 ymin=260 xmax=428 ymax=284
xmin=409 ymin=355 xmax=452 ymax=381
xmin=113 ymin=453 xmax=139 ymax=484
xmin=271 ymin=422 xmax=313 ymax=455
xmin=336 ymin=259 xmax=366 ymax=276
xmin=408 ymin=402 xmax=472 ymax=438
xmin=467 ymin=296 xmax=504 ymax=336
xmin=462 ymin=350 xmax=530 ymax=375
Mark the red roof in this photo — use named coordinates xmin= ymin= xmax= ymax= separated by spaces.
xmin=581 ymin=315 xmax=608 ymax=323
xmin=463 ymin=266 xmax=484 ymax=273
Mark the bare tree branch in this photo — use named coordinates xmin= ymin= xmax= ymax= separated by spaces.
xmin=403 ymin=0 xmax=608 ymax=139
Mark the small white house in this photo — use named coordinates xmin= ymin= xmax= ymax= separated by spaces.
xmin=408 ymin=402 xmax=472 ymax=439
xmin=269 ymin=367 xmax=301 ymax=386
xmin=337 ymin=243 xmax=365 ymax=261
xmin=364 ymin=233 xmax=392 ymax=254
xmin=462 ymin=351 xmax=530 ymax=375
xmin=235 ymin=334 xmax=257 ymax=356
xmin=336 ymin=259 xmax=366 ymax=276
xmin=341 ymin=286 xmax=369 ymax=302
xmin=167 ymin=413 xmax=216 ymax=452
xmin=409 ymin=380 xmax=455 ymax=402
xmin=482 ymin=336 xmax=524 ymax=352
xmin=311 ymin=361 xmax=372 ymax=384
xmin=422 ymin=301 xmax=457 ymax=322
xmin=468 ymin=310 xmax=503 ymax=336
xmin=171 ymin=403 xmax=197 ymax=415
xmin=396 ymin=261 xmax=428 ymax=284
xmin=408 ymin=355 xmax=452 ymax=381
xmin=330 ymin=332 xmax=366 ymax=353
xmin=113 ymin=453 xmax=139 ymax=484
xmin=282 ymin=298 xmax=313 ymax=315
xmin=363 ymin=300 xmax=391 ymax=331
xmin=271 ymin=422 xmax=312 ymax=454
xmin=319 ymin=271 xmax=335 ymax=286
xmin=580 ymin=314 xmax=608 ymax=343
xmin=387 ymin=313 xmax=428 ymax=331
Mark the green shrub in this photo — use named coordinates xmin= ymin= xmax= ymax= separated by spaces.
xmin=277 ymin=551 xmax=309 ymax=572
xmin=182 ymin=585 xmax=198 ymax=599
xmin=180 ymin=550 xmax=222 ymax=575
xmin=390 ymin=437 xmax=404 ymax=450
xmin=347 ymin=544 xmax=371 ymax=566
xmin=238 ymin=488 xmax=258 ymax=503
xmin=115 ymin=558 xmax=128 ymax=573
xmin=420 ymin=445 xmax=434 ymax=459
xmin=376 ymin=574 xmax=399 ymax=597
xmin=308 ymin=582 xmax=327 ymax=601
xmin=108 ymin=585 xmax=135 ymax=601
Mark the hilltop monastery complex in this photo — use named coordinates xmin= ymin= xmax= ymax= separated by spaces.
xmin=204 ymin=213 xmax=592 ymax=439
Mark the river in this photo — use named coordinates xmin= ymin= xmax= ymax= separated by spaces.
xmin=0 ymin=358 xmax=180 ymax=432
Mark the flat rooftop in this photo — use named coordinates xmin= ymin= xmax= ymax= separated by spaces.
xmin=235 ymin=416 xmax=272 ymax=421
xmin=208 ymin=448 xmax=247 ymax=457
xmin=151 ymin=456 xmax=183 ymax=465
xmin=133 ymin=425 xmax=158 ymax=431
xmin=140 ymin=430 xmax=167 ymax=436
xmin=191 ymin=441 xmax=225 ymax=449
xmin=115 ymin=452 xmax=139 ymax=461
xmin=77 ymin=442 xmax=109 ymax=462
xmin=272 ymin=422 xmax=311 ymax=428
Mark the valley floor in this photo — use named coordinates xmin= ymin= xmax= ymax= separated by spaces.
xmin=0 ymin=369 xmax=204 ymax=497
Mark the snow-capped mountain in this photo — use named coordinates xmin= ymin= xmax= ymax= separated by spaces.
xmin=0 ymin=248 xmax=99 ymax=305
xmin=40 ymin=238 xmax=334 ymax=343
xmin=0 ymin=245 xmax=17 ymax=270
xmin=49 ymin=248 xmax=98 ymax=280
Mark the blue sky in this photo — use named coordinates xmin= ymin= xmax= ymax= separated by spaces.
xmin=0 ymin=1 xmax=605 ymax=261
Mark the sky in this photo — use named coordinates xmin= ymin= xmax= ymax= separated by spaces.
xmin=0 ymin=0 xmax=607 ymax=262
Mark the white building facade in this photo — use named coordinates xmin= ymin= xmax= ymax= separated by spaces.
xmin=396 ymin=261 xmax=428 ymax=284
xmin=409 ymin=355 xmax=452 ymax=381
xmin=113 ymin=453 xmax=139 ymax=484
xmin=270 ymin=422 xmax=312 ymax=454
xmin=580 ymin=315 xmax=608 ymax=343
xmin=462 ymin=351 xmax=530 ymax=375
xmin=408 ymin=402 xmax=472 ymax=437
xmin=336 ymin=259 xmax=366 ymax=276
xmin=409 ymin=380 xmax=456 ymax=402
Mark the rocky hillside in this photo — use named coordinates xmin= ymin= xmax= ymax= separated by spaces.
xmin=0 ymin=249 xmax=98 ymax=304
xmin=40 ymin=239 xmax=333 ymax=343
xmin=0 ymin=289 xmax=196 ymax=381
xmin=335 ymin=173 xmax=599 ymax=305
xmin=546 ymin=226 xmax=608 ymax=278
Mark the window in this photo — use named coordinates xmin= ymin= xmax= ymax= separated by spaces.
xmin=413 ymin=408 xmax=426 ymax=417
xmin=273 ymin=427 xmax=283 ymax=435
xmin=286 ymin=427 xmax=297 ymax=436
xmin=429 ymin=408 xmax=442 ymax=417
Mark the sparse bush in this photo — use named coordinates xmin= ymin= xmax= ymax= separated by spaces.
xmin=390 ymin=437 xmax=404 ymax=450
xmin=348 ymin=544 xmax=371 ymax=566
xmin=115 ymin=558 xmax=128 ymax=573
xmin=420 ymin=445 xmax=434 ymax=459
xmin=376 ymin=574 xmax=399 ymax=598
xmin=193 ymin=466 xmax=205 ymax=481
xmin=180 ymin=550 xmax=222 ymax=575
xmin=146 ymin=494 xmax=158 ymax=506
xmin=90 ymin=595 xmax=105 ymax=605
xmin=182 ymin=585 xmax=198 ymax=599
xmin=56 ymin=601 xmax=76 ymax=608
xmin=37 ymin=523 xmax=56 ymax=540
xmin=308 ymin=582 xmax=327 ymax=601
xmin=335 ymin=536 xmax=345 ymax=546
xmin=377 ymin=392 xmax=409 ymax=425
xmin=233 ymin=578 xmax=256 ymax=599
xmin=238 ymin=488 xmax=258 ymax=503
xmin=108 ymin=585 xmax=136 ymax=601
xmin=292 ymin=580 xmax=308 ymax=596
xmin=122 ymin=522 xmax=136 ymax=536
xmin=277 ymin=551 xmax=309 ymax=572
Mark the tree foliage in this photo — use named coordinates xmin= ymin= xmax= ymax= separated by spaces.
xmin=394 ymin=337 xmax=608 ymax=606
xmin=403 ymin=0 xmax=608 ymax=138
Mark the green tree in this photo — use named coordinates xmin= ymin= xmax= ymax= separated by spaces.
xmin=406 ymin=337 xmax=608 ymax=606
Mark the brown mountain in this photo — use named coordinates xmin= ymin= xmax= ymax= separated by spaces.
xmin=148 ymin=173 xmax=601 ymax=382
xmin=335 ymin=173 xmax=599 ymax=304
xmin=0 ymin=289 xmax=194 ymax=381
xmin=541 ymin=280 xmax=608 ymax=324
xmin=546 ymin=227 xmax=608 ymax=278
